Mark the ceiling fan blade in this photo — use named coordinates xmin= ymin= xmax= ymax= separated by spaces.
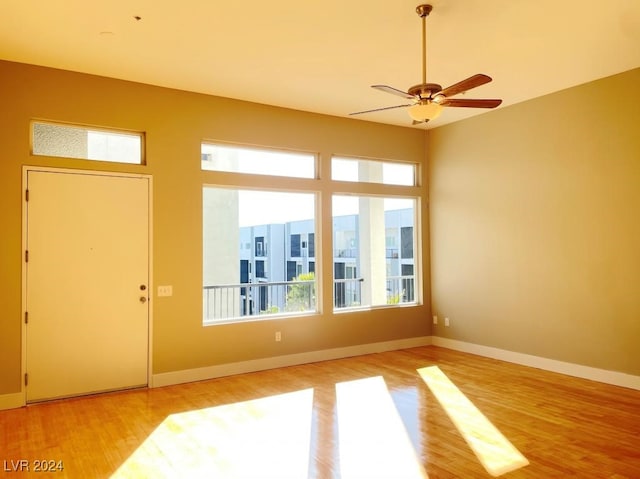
xmin=440 ymin=98 xmax=502 ymax=108
xmin=349 ymin=103 xmax=414 ymax=116
xmin=372 ymin=85 xmax=415 ymax=99
xmin=439 ymin=74 xmax=492 ymax=98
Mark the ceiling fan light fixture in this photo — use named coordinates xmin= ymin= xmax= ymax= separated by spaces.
xmin=408 ymin=101 xmax=443 ymax=122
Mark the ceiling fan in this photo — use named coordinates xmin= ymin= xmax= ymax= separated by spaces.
xmin=350 ymin=4 xmax=502 ymax=125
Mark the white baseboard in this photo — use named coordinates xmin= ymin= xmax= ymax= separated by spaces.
xmin=0 ymin=392 xmax=25 ymax=411
xmin=4 ymin=336 xmax=636 ymax=409
xmin=432 ymin=337 xmax=640 ymax=391
xmin=151 ymin=336 xmax=433 ymax=388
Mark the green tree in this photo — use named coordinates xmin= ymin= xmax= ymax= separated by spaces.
xmin=387 ymin=290 xmax=405 ymax=305
xmin=285 ymin=272 xmax=316 ymax=312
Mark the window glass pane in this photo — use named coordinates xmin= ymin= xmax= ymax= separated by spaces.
xmin=332 ymin=195 xmax=417 ymax=310
xmin=202 ymin=143 xmax=315 ymax=178
xmin=332 ymin=157 xmax=415 ymax=186
xmin=32 ymin=121 xmax=143 ymax=164
xmin=291 ymin=234 xmax=301 ymax=257
xmin=308 ymin=233 xmax=315 ymax=258
xmin=203 ymin=188 xmax=316 ymax=323
xmin=401 ymin=226 xmax=414 ymax=259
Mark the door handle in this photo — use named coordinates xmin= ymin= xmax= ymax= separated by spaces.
xmin=140 ymin=296 xmax=147 ymax=303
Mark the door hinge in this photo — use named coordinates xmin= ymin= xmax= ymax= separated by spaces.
xmin=25 ymin=311 xmax=29 ymax=324
xmin=25 ymin=189 xmax=29 ymax=202
xmin=24 ymin=373 xmax=28 ymax=386
xmin=25 ymin=250 xmax=29 ymax=263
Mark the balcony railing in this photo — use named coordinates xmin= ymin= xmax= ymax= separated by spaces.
xmin=203 ymin=275 xmax=415 ymax=322
xmin=386 ymin=275 xmax=415 ymax=303
xmin=204 ymin=279 xmax=316 ymax=321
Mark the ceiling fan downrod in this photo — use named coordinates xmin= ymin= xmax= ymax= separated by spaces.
xmin=408 ymin=4 xmax=440 ymax=102
xmin=416 ymin=4 xmax=433 ymax=85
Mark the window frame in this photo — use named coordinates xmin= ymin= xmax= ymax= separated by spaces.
xmin=331 ymin=193 xmax=420 ymax=312
xmin=202 ymin=139 xmax=321 ymax=326
xmin=201 ymin=141 xmax=423 ymax=325
xmin=31 ymin=120 xmax=145 ymax=165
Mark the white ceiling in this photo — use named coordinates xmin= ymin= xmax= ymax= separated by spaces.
xmin=1 ymin=0 xmax=639 ymax=129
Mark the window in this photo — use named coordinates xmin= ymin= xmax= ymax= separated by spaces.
xmin=334 ymin=262 xmax=347 ymax=308
xmin=332 ymin=157 xmax=416 ymax=186
xmin=202 ymin=142 xmax=421 ymax=323
xmin=386 ymin=231 xmax=399 ymax=259
xmin=32 ymin=121 xmax=143 ymax=164
xmin=286 ymin=261 xmax=297 ymax=282
xmin=332 ymin=195 xmax=417 ymax=310
xmin=255 ymin=237 xmax=265 ymax=257
xmin=308 ymin=233 xmax=315 ymax=257
xmin=291 ymin=234 xmax=301 ymax=257
xmin=202 ymin=143 xmax=315 ymax=178
xmin=203 ymin=187 xmax=316 ymax=323
xmin=401 ymin=227 xmax=414 ymax=259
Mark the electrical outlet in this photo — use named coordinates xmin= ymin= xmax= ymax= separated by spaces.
xmin=433 ymin=315 xmax=438 ymax=325
xmin=157 ymin=285 xmax=173 ymax=297
xmin=445 ymin=317 xmax=450 ymax=327
xmin=275 ymin=331 xmax=282 ymax=342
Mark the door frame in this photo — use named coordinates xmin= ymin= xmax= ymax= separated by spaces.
xmin=21 ymin=166 xmax=153 ymax=405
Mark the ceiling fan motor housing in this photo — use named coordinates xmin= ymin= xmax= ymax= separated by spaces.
xmin=408 ymin=83 xmax=442 ymax=100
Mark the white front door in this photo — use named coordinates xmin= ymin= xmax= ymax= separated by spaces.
xmin=25 ymin=169 xmax=150 ymax=402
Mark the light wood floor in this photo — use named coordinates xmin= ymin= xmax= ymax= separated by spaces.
xmin=1 ymin=346 xmax=639 ymax=478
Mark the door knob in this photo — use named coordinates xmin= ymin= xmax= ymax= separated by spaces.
xmin=140 ymin=296 xmax=147 ymax=303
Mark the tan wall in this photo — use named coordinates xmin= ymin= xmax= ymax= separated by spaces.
xmin=0 ymin=60 xmax=431 ymax=395
xmin=428 ymin=68 xmax=640 ymax=375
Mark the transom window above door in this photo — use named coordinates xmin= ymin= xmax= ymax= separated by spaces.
xmin=31 ymin=121 xmax=144 ymax=164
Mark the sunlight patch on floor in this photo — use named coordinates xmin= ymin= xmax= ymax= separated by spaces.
xmin=418 ymin=366 xmax=529 ymax=477
xmin=111 ymin=388 xmax=314 ymax=479
xmin=336 ymin=376 xmax=429 ymax=479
